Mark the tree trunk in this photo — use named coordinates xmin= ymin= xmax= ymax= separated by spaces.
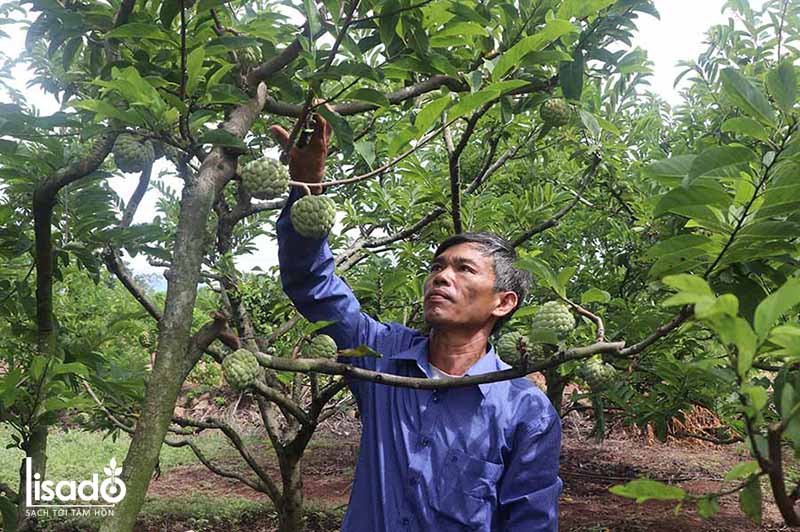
xmin=99 ymin=168 xmax=225 ymax=532
xmin=277 ymin=453 xmax=305 ymax=532
xmin=544 ymin=368 xmax=566 ymax=415
xmin=15 ymin=425 xmax=47 ymax=532
xmin=100 ymin=85 xmax=267 ymax=532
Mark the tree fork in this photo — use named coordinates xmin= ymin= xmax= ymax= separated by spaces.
xmin=100 ymin=84 xmax=268 ymax=532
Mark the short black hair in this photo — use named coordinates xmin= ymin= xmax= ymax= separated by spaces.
xmin=433 ymin=232 xmax=531 ymax=335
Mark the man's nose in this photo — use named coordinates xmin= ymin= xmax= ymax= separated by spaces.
xmin=431 ymin=267 xmax=453 ymax=286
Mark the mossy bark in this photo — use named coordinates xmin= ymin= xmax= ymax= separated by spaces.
xmin=100 ymin=86 xmax=267 ymax=532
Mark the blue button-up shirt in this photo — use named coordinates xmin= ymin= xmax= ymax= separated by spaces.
xmin=277 ymin=189 xmax=562 ymax=531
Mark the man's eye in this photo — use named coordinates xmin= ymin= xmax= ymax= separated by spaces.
xmin=460 ymin=265 xmax=474 ymax=273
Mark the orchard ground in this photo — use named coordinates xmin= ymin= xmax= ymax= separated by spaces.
xmin=2 ymin=380 xmax=790 ymax=532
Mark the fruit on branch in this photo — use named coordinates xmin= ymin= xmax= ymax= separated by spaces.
xmin=161 ymin=143 xmax=184 ymax=164
xmin=222 ymin=348 xmax=261 ymax=390
xmin=497 ymin=331 xmax=526 ymax=360
xmin=539 ymin=99 xmax=572 ymax=128
xmin=530 ymin=301 xmax=575 ymax=338
xmin=577 ymin=357 xmax=616 ymax=391
xmin=238 ymin=47 xmax=262 ymax=72
xmin=497 ymin=331 xmax=545 ymax=367
xmin=302 ymin=334 xmax=338 ymax=358
xmin=290 ymin=194 xmax=335 ymax=239
xmin=138 ymin=330 xmax=155 ymax=349
xmin=113 ymin=134 xmax=155 ymax=173
xmin=240 ymin=157 xmax=289 ymax=200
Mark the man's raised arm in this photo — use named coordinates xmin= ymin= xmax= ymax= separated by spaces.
xmin=272 ymin=114 xmax=414 ymax=363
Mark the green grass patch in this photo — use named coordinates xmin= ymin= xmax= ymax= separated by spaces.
xmin=0 ymin=424 xmax=240 ymax=488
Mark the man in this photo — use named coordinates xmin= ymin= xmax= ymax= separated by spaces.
xmin=272 ymin=113 xmax=561 ymax=531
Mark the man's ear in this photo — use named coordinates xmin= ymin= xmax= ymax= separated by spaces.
xmin=492 ymin=291 xmax=518 ymax=319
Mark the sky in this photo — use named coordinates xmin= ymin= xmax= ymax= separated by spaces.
xmin=1 ymin=1 xmax=756 ymax=277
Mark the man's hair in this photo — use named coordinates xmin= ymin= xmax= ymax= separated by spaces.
xmin=433 ymin=232 xmax=532 ymax=335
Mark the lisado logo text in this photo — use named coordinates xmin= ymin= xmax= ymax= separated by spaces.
xmin=25 ymin=457 xmax=126 ymax=518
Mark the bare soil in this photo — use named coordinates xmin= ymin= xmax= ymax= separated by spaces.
xmin=131 ymin=399 xmax=791 ymax=532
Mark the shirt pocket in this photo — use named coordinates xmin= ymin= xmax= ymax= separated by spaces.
xmin=431 ymin=448 xmax=503 ymax=530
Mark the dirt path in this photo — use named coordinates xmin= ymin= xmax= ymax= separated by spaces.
xmin=141 ymin=419 xmax=787 ymax=531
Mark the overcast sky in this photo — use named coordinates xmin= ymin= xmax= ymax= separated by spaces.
xmin=1 ymin=1 xmax=756 ymax=275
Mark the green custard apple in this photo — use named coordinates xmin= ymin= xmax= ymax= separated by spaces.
xmin=240 ymin=157 xmax=289 ymax=200
xmin=222 ymin=348 xmax=261 ymax=390
xmin=290 ymin=195 xmax=335 ymax=239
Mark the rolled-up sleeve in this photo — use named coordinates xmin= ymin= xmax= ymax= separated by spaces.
xmin=497 ymin=413 xmax=562 ymax=531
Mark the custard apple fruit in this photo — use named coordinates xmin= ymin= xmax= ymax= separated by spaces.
xmin=240 ymin=157 xmax=289 ymax=200
xmin=577 ymin=357 xmax=616 ymax=390
xmin=138 ymin=330 xmax=155 ymax=349
xmin=303 ymin=334 xmax=338 ymax=358
xmin=222 ymin=349 xmax=261 ymax=390
xmin=497 ymin=332 xmax=525 ymax=360
xmin=530 ymin=301 xmax=575 ymax=338
xmin=290 ymin=195 xmax=335 ymax=239
xmin=238 ymin=47 xmax=262 ymax=72
xmin=114 ymin=135 xmax=155 ymax=173
xmin=539 ymin=99 xmax=571 ymax=127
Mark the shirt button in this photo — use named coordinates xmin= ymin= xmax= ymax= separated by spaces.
xmin=401 ymin=517 xmax=410 ymax=526
xmin=420 ymin=437 xmax=431 ymax=447
xmin=432 ymin=393 xmax=440 ymax=403
xmin=450 ymin=455 xmax=458 ymax=463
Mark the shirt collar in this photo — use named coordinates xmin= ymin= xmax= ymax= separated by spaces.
xmin=390 ymin=337 xmax=503 ymax=397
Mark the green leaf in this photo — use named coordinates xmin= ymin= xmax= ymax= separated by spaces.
xmin=581 ymin=287 xmax=610 ymax=305
xmin=724 ymin=461 xmax=760 ymax=481
xmin=493 ymin=19 xmax=577 ymax=81
xmin=578 ymin=109 xmax=600 ymax=137
xmin=609 ymin=479 xmax=686 ymax=503
xmin=766 ymin=60 xmax=797 ymax=114
xmin=695 ymin=294 xmax=739 ymax=319
xmin=344 ymin=88 xmax=390 ymax=108
xmin=560 ymin=48 xmax=584 ymax=100
xmin=720 ymin=68 xmax=776 ymax=125
xmin=556 ymin=266 xmax=576 ymax=295
xmin=353 ymin=140 xmax=375 ymax=168
xmin=105 ymin=23 xmax=174 ymax=42
xmin=186 ymin=47 xmax=206 ymax=97
xmin=515 ymin=255 xmax=559 ymax=293
xmin=697 ymin=496 xmax=720 ymax=519
xmin=50 ymin=361 xmax=89 ymax=377
xmin=387 ymin=127 xmax=416 ymax=158
xmin=528 ymin=328 xmax=560 ymax=345
xmin=303 ymin=0 xmax=321 ymax=36
xmin=721 ymin=117 xmax=769 ymax=142
xmin=742 ymin=384 xmax=768 ymax=411
xmin=739 ymin=478 xmax=762 ymax=525
xmin=317 ymin=106 xmax=354 ymax=158
xmin=196 ymin=0 xmax=226 ymax=11
xmin=197 ymin=129 xmax=246 ymax=150
xmin=643 ymin=155 xmax=696 ymax=186
xmin=662 ymin=274 xmax=715 ymax=307
xmin=338 ymin=344 xmax=383 ymax=358
xmin=753 ymin=277 xmax=800 ymax=338
xmin=448 ymin=81 xmax=527 ymax=120
xmin=159 ymin=0 xmax=180 ymax=28
xmin=653 ymin=180 xmax=732 ymax=217
xmin=415 ymin=95 xmax=451 ymax=133
xmin=712 ymin=315 xmax=757 ymax=376
xmin=71 ymin=99 xmax=144 ymax=125
xmin=687 ymin=145 xmax=756 ymax=182
xmin=557 ymin=0 xmax=615 ymax=19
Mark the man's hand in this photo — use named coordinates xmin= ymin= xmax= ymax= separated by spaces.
xmin=270 ymin=110 xmax=331 ymax=193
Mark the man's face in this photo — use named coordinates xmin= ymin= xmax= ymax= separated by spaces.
xmin=423 ymin=242 xmax=516 ymax=331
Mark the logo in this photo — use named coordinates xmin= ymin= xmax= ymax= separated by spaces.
xmin=25 ymin=457 xmax=126 ymax=517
